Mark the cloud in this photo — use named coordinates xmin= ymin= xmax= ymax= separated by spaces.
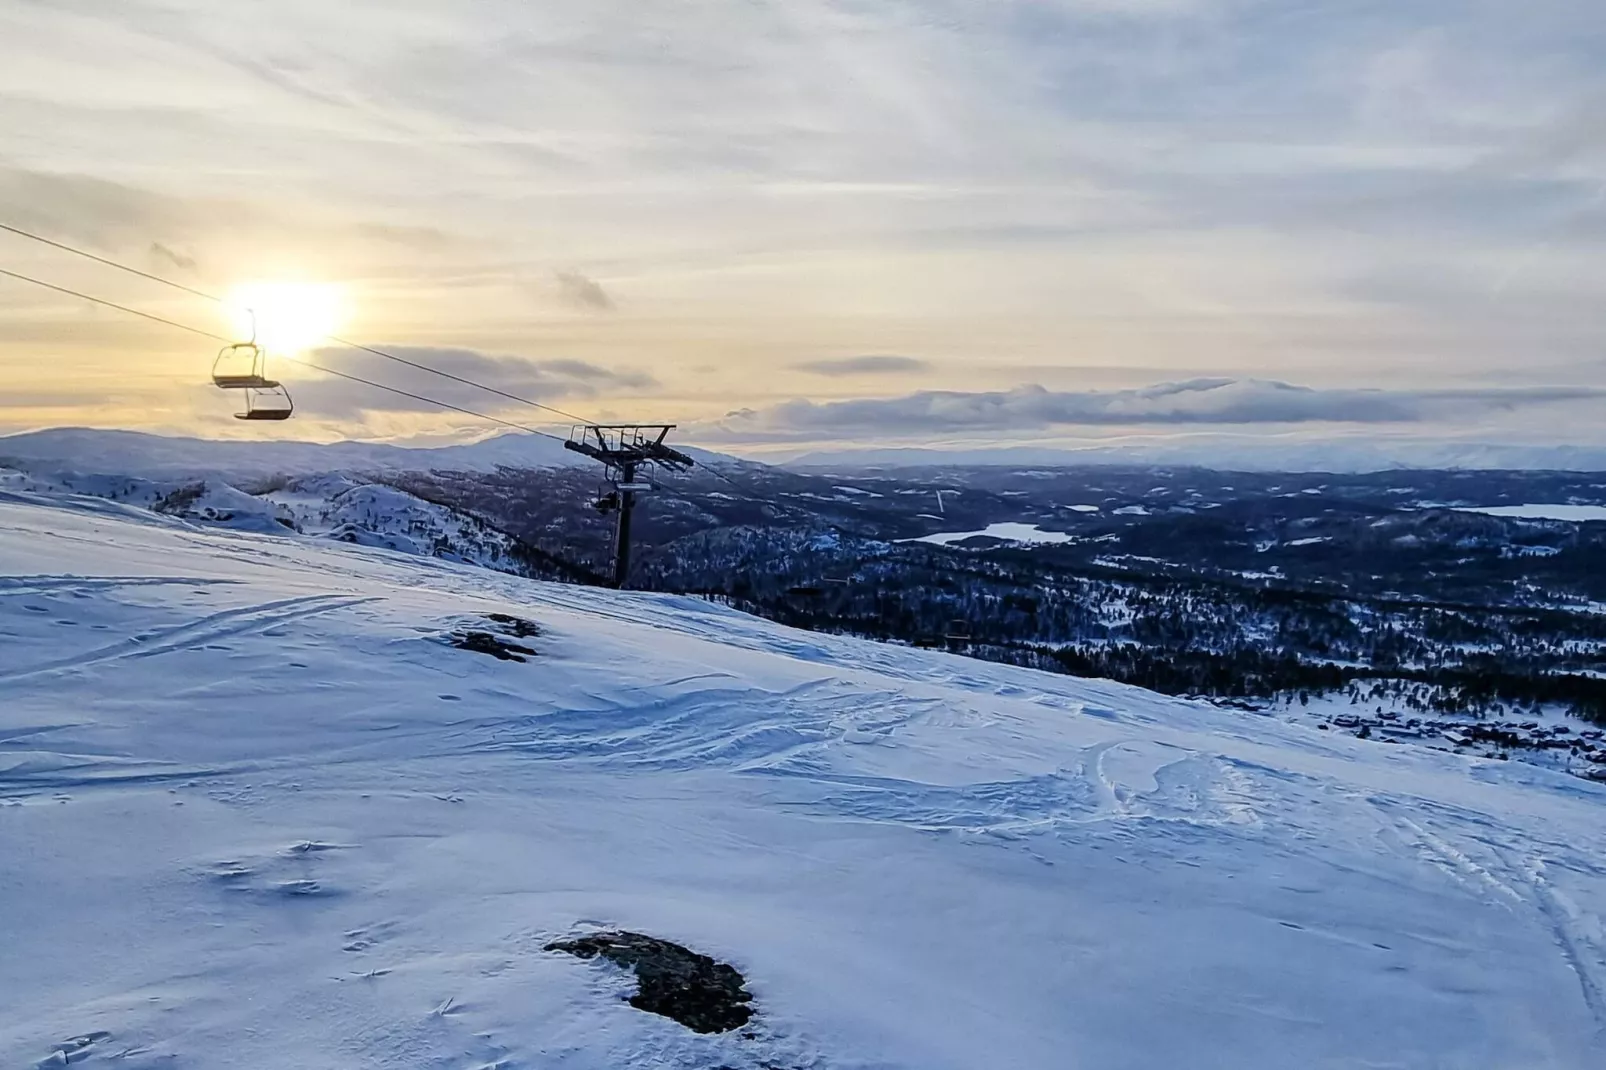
xmin=149 ymin=242 xmax=196 ymax=272
xmin=538 ymin=357 xmax=637 ymax=382
xmin=792 ymin=355 xmax=932 ymax=376
xmin=0 ymin=167 xmax=196 ymax=247
xmin=555 ymin=271 xmax=615 ymax=312
xmin=696 ymin=379 xmax=1606 ymax=441
xmin=288 ymin=346 xmax=655 ymax=420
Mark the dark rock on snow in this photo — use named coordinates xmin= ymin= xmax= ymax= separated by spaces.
xmin=545 ymin=930 xmax=755 ymax=1033
xmin=449 ymin=630 xmax=537 ymax=661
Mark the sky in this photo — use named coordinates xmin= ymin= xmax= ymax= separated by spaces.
xmin=0 ymin=0 xmax=1603 ymax=462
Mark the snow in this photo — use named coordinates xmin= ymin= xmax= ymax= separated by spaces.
xmin=909 ymin=522 xmax=1077 ymax=546
xmin=1455 ymin=504 xmax=1606 ymax=523
xmin=3 ymin=491 xmax=1606 ymax=1069
xmin=1066 ymin=504 xmax=1101 ymax=513
xmin=2 ymin=464 xmax=531 ymax=576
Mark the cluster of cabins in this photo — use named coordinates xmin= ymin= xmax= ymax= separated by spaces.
xmin=1320 ymin=711 xmax=1606 ymax=781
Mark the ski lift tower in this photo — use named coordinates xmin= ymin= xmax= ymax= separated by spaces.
xmin=564 ymin=424 xmax=695 ymax=588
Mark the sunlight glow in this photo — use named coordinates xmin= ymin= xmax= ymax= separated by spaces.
xmin=228 ymin=282 xmax=344 ymax=354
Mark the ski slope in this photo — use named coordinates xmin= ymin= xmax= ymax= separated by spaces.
xmin=2 ymin=491 xmax=1605 ymax=1069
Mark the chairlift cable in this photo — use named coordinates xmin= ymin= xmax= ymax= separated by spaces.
xmin=0 ymin=221 xmax=592 ymax=424
xmin=0 ymin=264 xmax=557 ymax=438
xmin=0 ymin=266 xmax=229 ymax=342
xmin=0 ymin=222 xmax=219 ymax=303
xmin=674 ymin=460 xmax=860 ymax=537
xmin=320 ymin=336 xmax=590 ymax=424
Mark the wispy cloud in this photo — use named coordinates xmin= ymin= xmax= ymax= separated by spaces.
xmin=554 ymin=271 xmax=615 ymax=312
xmin=148 ymin=242 xmax=197 ymax=272
xmin=792 ymin=355 xmax=931 ymax=376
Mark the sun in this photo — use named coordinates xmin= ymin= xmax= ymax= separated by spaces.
xmin=228 ymin=282 xmax=344 ymax=354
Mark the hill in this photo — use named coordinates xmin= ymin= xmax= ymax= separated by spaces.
xmin=2 ymin=490 xmax=1605 ymax=1068
xmin=0 ymin=427 xmax=584 ymax=478
xmin=0 ymin=427 xmax=742 ymax=479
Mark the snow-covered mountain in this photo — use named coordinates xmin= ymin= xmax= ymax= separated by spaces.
xmin=3 ymin=489 xmax=1605 ymax=1069
xmin=0 ymin=427 xmax=742 ymax=480
xmin=1 ymin=466 xmax=540 ymax=576
xmin=0 ymin=426 xmax=584 ymax=478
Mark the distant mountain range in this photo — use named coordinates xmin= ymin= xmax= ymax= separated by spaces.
xmin=0 ymin=427 xmax=738 ymax=479
xmin=8 ymin=425 xmax=1606 ymax=480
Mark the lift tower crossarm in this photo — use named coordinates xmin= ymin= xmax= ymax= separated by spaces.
xmin=563 ymin=424 xmax=695 ymax=589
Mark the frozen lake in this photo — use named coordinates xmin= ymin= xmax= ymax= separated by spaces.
xmin=1456 ymin=504 xmax=1606 ymax=522
xmin=911 ymin=521 xmax=1078 ymax=546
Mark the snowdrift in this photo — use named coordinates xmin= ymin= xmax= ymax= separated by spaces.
xmin=2 ymin=494 xmax=1605 ymax=1069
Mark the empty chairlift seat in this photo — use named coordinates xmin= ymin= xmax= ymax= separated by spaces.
xmin=212 ymin=342 xmax=294 ymax=420
xmin=212 ymin=342 xmax=271 ymax=388
xmin=234 ymin=382 xmax=294 ymax=421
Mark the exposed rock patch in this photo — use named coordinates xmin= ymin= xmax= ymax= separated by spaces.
xmin=485 ymin=612 xmax=541 ymax=638
xmin=545 ymin=930 xmax=754 ymax=1033
xmin=450 ymin=630 xmax=536 ymax=661
xmin=448 ymin=614 xmax=542 ymax=661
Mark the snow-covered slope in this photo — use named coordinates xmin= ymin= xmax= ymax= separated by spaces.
xmin=264 ymin=476 xmax=531 ymax=569
xmin=3 ymin=491 xmax=1605 ymax=1069
xmin=0 ymin=468 xmax=293 ymax=532
xmin=2 ymin=466 xmax=536 ymax=575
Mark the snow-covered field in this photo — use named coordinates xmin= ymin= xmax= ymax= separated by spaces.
xmin=4 ymin=490 xmax=1606 ymax=1069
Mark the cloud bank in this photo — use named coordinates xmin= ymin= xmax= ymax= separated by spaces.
xmin=701 ymin=378 xmax=1606 ymax=441
xmin=290 ymin=346 xmax=655 ymax=420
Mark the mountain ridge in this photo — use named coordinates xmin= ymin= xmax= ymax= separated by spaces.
xmin=0 ymin=426 xmax=742 ymax=479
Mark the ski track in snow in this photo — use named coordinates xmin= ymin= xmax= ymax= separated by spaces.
xmin=0 ymin=573 xmax=244 ymax=596
xmin=0 ymin=593 xmax=375 ymax=683
xmin=1367 ymin=797 xmax=1606 ymax=1038
xmin=3 ymin=494 xmax=1606 ymax=1069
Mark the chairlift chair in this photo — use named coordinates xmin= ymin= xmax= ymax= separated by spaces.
xmin=213 ymin=338 xmax=293 ymax=420
xmin=234 ymin=382 xmax=294 ymax=421
xmin=212 ymin=342 xmax=271 ymax=389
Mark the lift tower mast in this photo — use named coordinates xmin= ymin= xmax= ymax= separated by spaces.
xmin=563 ymin=424 xmax=695 ymax=588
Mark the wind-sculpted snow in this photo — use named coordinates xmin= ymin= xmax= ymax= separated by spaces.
xmin=2 ymin=493 xmax=1606 ymax=1069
